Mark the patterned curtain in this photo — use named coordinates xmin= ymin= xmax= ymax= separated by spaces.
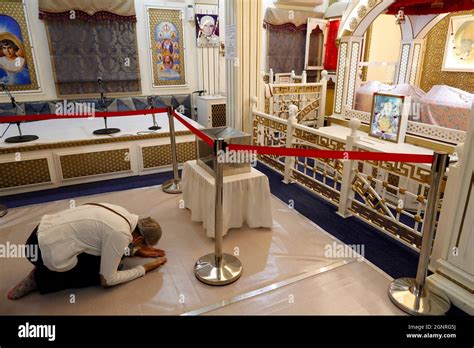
xmin=46 ymin=20 xmax=140 ymax=96
xmin=267 ymin=28 xmax=307 ymax=74
xmin=264 ymin=8 xmax=324 ymax=75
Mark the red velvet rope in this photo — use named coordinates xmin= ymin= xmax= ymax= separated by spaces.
xmin=228 ymin=144 xmax=435 ymax=164
xmin=0 ymin=108 xmax=168 ymax=124
xmin=4 ymin=108 xmax=432 ymax=163
xmin=172 ymin=111 xmax=214 ymax=146
xmin=39 ymin=10 xmax=137 ymax=22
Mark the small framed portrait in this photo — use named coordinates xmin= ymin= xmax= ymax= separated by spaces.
xmin=442 ymin=14 xmax=474 ymax=72
xmin=196 ymin=14 xmax=219 ymax=47
xmin=369 ymin=93 xmax=410 ymax=144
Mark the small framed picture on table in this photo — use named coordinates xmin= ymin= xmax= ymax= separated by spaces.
xmin=369 ymin=93 xmax=410 ymax=144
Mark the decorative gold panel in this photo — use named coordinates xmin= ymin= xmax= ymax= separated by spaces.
xmin=60 ymin=149 xmax=131 ymax=179
xmin=354 ymin=148 xmax=432 ymax=185
xmin=211 ymin=104 xmax=227 ymax=127
xmin=420 ymin=10 xmax=474 ymax=93
xmin=258 ymin=155 xmax=285 ymax=174
xmin=297 ymin=100 xmax=320 ymax=123
xmin=253 ymin=115 xmax=287 ymax=144
xmin=0 ymin=158 xmax=51 ymax=189
xmin=352 ymin=174 xmax=390 ymax=216
xmin=293 ymin=171 xmax=340 ymax=205
xmin=350 ymin=200 xmax=422 ymax=247
xmin=293 ymin=128 xmax=345 ymax=151
xmin=142 ymin=141 xmax=196 ymax=169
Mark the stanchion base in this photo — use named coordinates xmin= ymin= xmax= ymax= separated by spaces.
xmin=149 ymin=126 xmax=162 ymax=131
xmin=194 ymin=253 xmax=242 ymax=286
xmin=0 ymin=204 xmax=7 ymax=218
xmin=388 ymin=278 xmax=450 ymax=316
xmin=5 ymin=135 xmax=38 ymax=144
xmin=93 ymin=128 xmax=121 ymax=135
xmin=162 ymin=179 xmax=182 ymax=194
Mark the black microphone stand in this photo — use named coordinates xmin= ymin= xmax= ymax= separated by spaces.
xmin=1 ymin=83 xmax=38 ymax=143
xmin=147 ymin=96 xmax=161 ymax=131
xmin=93 ymin=79 xmax=120 ymax=135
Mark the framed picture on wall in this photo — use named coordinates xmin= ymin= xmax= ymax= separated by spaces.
xmin=369 ymin=93 xmax=410 ymax=144
xmin=0 ymin=0 xmax=39 ymax=92
xmin=147 ymin=6 xmax=187 ymax=87
xmin=442 ymin=14 xmax=474 ymax=72
xmin=195 ymin=14 xmax=219 ymax=47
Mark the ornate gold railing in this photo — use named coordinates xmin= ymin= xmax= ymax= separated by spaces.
xmin=252 ymin=108 xmax=450 ymax=250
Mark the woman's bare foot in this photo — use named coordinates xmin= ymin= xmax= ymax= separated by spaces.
xmin=7 ymin=269 xmax=38 ymax=300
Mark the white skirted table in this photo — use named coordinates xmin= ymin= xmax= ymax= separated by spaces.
xmin=182 ymin=160 xmax=273 ymax=238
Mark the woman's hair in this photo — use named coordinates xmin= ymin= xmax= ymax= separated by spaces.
xmin=137 ymin=217 xmax=162 ymax=246
xmin=1 ymin=39 xmax=19 ymax=52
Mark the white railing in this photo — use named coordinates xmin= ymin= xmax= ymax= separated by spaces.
xmin=264 ymin=70 xmax=328 ymax=129
xmin=263 ymin=69 xmax=308 ymax=84
xmin=252 ymin=106 xmax=455 ymax=251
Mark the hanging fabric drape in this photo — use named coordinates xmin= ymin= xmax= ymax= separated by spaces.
xmin=38 ymin=0 xmax=140 ymax=96
xmin=387 ymin=0 xmax=474 ymax=15
xmin=324 ymin=19 xmax=340 ymax=71
xmin=264 ymin=8 xmax=324 ymax=74
xmin=263 ymin=8 xmax=323 ymax=32
xmin=38 ymin=0 xmax=136 ymax=21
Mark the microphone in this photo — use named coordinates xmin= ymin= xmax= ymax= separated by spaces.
xmin=147 ymin=95 xmax=156 ymax=109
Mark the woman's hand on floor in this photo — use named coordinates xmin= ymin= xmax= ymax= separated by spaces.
xmin=135 ymin=246 xmax=166 ymax=258
xmin=143 ymin=257 xmax=167 ymax=273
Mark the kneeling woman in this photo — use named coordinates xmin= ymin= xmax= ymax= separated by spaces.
xmin=8 ymin=203 xmax=167 ymax=300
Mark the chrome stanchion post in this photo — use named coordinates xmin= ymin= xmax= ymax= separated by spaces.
xmin=388 ymin=152 xmax=451 ymax=315
xmin=194 ymin=138 xmax=243 ymax=285
xmin=0 ymin=203 xmax=7 ymax=218
xmin=163 ymin=106 xmax=182 ymax=194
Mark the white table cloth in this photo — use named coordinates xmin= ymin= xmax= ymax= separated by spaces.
xmin=182 ymin=160 xmax=273 ymax=238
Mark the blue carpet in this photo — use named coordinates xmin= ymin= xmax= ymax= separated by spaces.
xmin=255 ymin=163 xmax=420 ymax=279
xmin=1 ymin=163 xmax=467 ymax=315
xmin=1 ymin=171 xmax=175 ymax=209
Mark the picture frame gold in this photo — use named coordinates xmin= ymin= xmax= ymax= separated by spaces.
xmin=147 ymin=6 xmax=187 ymax=87
xmin=442 ymin=14 xmax=474 ymax=73
xmin=368 ymin=92 xmax=409 ymax=144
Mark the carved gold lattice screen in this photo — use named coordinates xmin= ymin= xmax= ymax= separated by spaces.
xmin=420 ymin=10 xmax=474 ymax=93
